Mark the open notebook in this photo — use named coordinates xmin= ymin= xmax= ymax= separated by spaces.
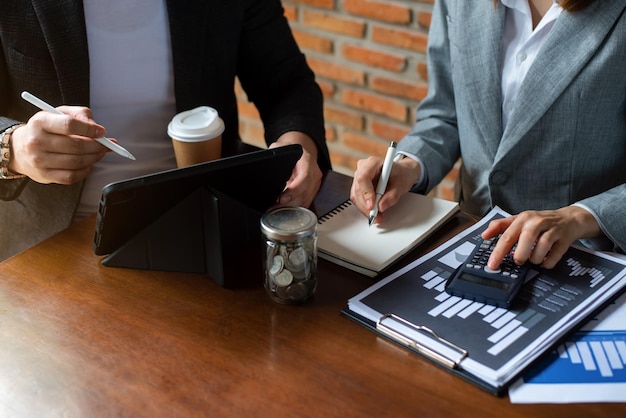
xmin=317 ymin=192 xmax=459 ymax=277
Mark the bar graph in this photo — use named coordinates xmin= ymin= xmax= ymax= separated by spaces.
xmin=356 ymin=208 xmax=626 ymax=372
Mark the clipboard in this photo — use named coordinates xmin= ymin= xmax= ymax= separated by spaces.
xmin=340 ymin=206 xmax=626 ymax=396
xmin=339 ymin=308 xmax=506 ymax=395
xmin=341 ymin=283 xmax=626 ymax=397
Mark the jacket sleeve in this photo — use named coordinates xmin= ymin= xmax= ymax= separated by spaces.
xmin=395 ymin=0 xmax=460 ymax=193
xmin=578 ymin=185 xmax=626 ymax=253
xmin=235 ymin=0 xmax=331 ymax=171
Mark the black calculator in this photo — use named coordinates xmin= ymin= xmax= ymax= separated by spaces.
xmin=445 ymin=235 xmax=530 ymax=308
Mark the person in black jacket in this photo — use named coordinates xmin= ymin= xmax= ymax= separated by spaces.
xmin=0 ymin=0 xmax=330 ymax=260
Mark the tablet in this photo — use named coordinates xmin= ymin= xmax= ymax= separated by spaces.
xmin=93 ymin=144 xmax=302 ymax=257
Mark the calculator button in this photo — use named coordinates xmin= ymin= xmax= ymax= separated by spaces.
xmin=484 ymin=266 xmax=501 ymax=274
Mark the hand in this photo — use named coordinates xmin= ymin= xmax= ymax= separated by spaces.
xmin=483 ymin=206 xmax=603 ymax=270
xmin=269 ymin=131 xmax=323 ymax=208
xmin=9 ymin=106 xmax=110 ymax=184
xmin=350 ymin=154 xmax=420 ymax=224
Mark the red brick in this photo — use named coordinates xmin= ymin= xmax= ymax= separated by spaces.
xmin=307 ymin=58 xmax=366 ymax=85
xmin=416 ymin=62 xmax=428 ymax=81
xmin=317 ymin=80 xmax=336 ymax=98
xmin=283 ymin=4 xmax=297 ymax=21
xmin=239 ymin=122 xmax=265 ymax=149
xmin=372 ymin=26 xmax=428 ymax=53
xmin=417 ymin=11 xmax=432 ymax=29
xmin=370 ymin=76 xmax=428 ymax=101
xmin=324 ymin=105 xmax=365 ymax=131
xmin=344 ymin=0 xmax=412 ymax=24
xmin=342 ymin=44 xmax=406 ymax=72
xmin=370 ymin=119 xmax=411 ymax=142
xmin=342 ymin=89 xmax=407 ymax=122
xmin=329 ymin=149 xmax=360 ymax=173
xmin=292 ymin=29 xmax=334 ymax=54
xmin=325 ymin=125 xmax=337 ymax=142
xmin=303 ymin=10 xmax=366 ymax=38
xmin=342 ymin=131 xmax=390 ymax=157
xmin=286 ymin=0 xmax=335 ymax=9
xmin=237 ymin=100 xmax=260 ymax=120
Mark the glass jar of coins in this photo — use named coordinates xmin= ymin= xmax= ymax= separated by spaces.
xmin=260 ymin=206 xmax=318 ymax=304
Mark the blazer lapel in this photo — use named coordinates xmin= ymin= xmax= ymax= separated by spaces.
xmin=497 ymin=0 xmax=626 ymax=159
xmin=30 ymin=0 xmax=89 ymax=105
xmin=456 ymin=3 xmax=506 ymax=160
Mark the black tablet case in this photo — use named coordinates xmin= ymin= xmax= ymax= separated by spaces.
xmin=93 ymin=145 xmax=302 ymax=288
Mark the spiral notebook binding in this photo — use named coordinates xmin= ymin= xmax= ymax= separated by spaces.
xmin=318 ymin=199 xmax=352 ymax=223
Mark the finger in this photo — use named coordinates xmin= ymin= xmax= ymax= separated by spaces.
xmin=525 ymin=233 xmax=551 ymax=266
xmin=530 ymin=226 xmax=573 ymax=268
xmin=481 ymin=217 xmax=514 ymax=240
xmin=512 ymin=229 xmax=539 ymax=266
xmin=540 ymin=240 xmax=570 ymax=269
xmin=351 ymin=157 xmax=382 ymax=213
xmin=29 ymin=132 xmax=107 ymax=157
xmin=36 ymin=109 xmax=106 ymax=139
xmin=376 ymin=183 xmax=402 ymax=213
xmin=279 ymin=157 xmax=322 ymax=206
xmin=36 ymin=166 xmax=96 ymax=185
xmin=45 ymin=149 xmax=106 ymax=171
xmin=57 ymin=105 xmax=99 ymax=127
xmin=486 ymin=219 xmax=522 ymax=270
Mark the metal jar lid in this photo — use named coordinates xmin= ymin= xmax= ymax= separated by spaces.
xmin=260 ymin=206 xmax=317 ymax=241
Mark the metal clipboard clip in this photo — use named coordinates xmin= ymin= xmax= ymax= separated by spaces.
xmin=376 ymin=313 xmax=468 ymax=369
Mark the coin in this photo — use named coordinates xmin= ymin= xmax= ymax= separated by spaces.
xmin=269 ymin=254 xmax=284 ymax=276
xmin=273 ymin=269 xmax=293 ymax=287
xmin=287 ymin=247 xmax=307 ymax=268
xmin=275 ymin=284 xmax=290 ymax=300
xmin=287 ymin=282 xmax=309 ymax=301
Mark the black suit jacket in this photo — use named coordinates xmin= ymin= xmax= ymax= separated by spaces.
xmin=0 ymin=0 xmax=330 ymax=260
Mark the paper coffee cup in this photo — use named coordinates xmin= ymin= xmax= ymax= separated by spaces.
xmin=167 ymin=106 xmax=225 ymax=167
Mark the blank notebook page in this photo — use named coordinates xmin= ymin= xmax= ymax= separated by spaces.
xmin=317 ymin=193 xmax=459 ymax=276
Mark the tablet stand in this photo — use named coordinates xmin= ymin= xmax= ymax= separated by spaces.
xmin=101 ymin=186 xmax=263 ymax=288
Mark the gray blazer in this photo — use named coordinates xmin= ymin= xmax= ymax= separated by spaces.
xmin=0 ymin=0 xmax=329 ymax=261
xmin=398 ymin=0 xmax=626 ymax=251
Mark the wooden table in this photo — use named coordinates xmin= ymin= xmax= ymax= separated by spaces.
xmin=0 ymin=171 xmax=623 ymax=417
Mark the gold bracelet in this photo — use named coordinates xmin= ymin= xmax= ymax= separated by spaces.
xmin=1 ymin=124 xmax=26 ymax=180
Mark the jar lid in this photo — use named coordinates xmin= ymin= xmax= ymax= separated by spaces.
xmin=260 ymin=206 xmax=317 ymax=241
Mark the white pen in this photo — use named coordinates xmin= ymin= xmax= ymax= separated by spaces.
xmin=368 ymin=141 xmax=398 ymax=226
xmin=20 ymin=91 xmax=136 ymax=160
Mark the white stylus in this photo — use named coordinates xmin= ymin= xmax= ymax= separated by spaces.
xmin=368 ymin=141 xmax=397 ymax=226
xmin=21 ymin=91 xmax=136 ymax=160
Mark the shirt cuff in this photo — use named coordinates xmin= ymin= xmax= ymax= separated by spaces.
xmin=571 ymin=202 xmax=622 ymax=253
xmin=396 ymin=151 xmax=428 ymax=193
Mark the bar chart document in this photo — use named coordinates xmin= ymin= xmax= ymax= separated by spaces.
xmin=343 ymin=207 xmax=626 ymax=395
xmin=508 ymin=290 xmax=626 ymax=403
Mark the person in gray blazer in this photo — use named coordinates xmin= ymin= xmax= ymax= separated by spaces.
xmin=0 ymin=0 xmax=331 ymax=261
xmin=351 ymin=0 xmax=626 ymax=270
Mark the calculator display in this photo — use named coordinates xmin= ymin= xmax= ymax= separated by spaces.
xmin=445 ymin=235 xmax=530 ymax=308
xmin=456 ymin=272 xmax=513 ymax=291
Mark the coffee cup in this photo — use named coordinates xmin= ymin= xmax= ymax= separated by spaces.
xmin=167 ymin=106 xmax=225 ymax=167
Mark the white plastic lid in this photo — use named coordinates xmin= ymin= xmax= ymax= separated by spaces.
xmin=167 ymin=106 xmax=225 ymax=142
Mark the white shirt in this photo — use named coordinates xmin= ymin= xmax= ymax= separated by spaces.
xmin=78 ymin=0 xmax=177 ymax=218
xmin=500 ymin=0 xmax=562 ymax=128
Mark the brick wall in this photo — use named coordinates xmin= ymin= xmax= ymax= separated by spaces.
xmin=235 ymin=0 xmax=459 ymax=201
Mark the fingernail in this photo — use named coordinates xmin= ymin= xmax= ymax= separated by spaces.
xmin=279 ymin=194 xmax=292 ymax=204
